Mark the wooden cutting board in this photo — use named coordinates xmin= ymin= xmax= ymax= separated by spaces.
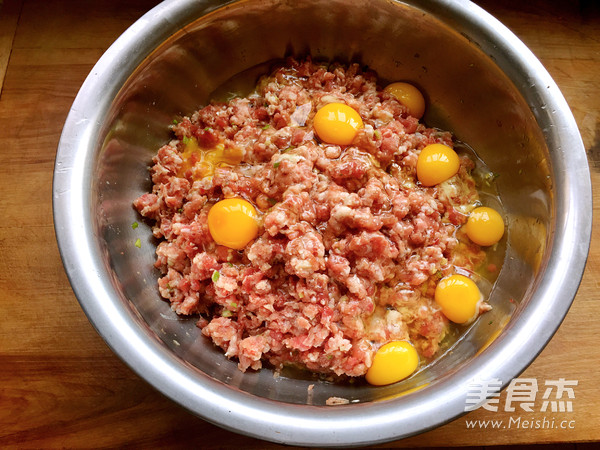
xmin=0 ymin=0 xmax=598 ymax=447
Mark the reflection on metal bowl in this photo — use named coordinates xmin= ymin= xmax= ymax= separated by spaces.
xmin=53 ymin=0 xmax=591 ymax=446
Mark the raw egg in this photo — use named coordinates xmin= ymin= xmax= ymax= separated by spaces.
xmin=313 ymin=102 xmax=363 ymax=145
xmin=207 ymin=198 xmax=259 ymax=250
xmin=178 ymin=138 xmax=244 ymax=180
xmin=416 ymin=143 xmax=460 ymax=186
xmin=365 ymin=341 xmax=419 ymax=386
xmin=384 ymin=82 xmax=426 ymax=119
xmin=434 ymin=274 xmax=482 ymax=324
xmin=465 ymin=206 xmax=505 ymax=246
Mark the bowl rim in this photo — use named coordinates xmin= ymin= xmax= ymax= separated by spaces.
xmin=52 ymin=0 xmax=592 ymax=446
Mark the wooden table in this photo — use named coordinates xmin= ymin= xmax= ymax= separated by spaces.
xmin=1 ymin=0 xmax=598 ymax=447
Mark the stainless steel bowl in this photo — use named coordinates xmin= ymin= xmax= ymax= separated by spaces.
xmin=53 ymin=0 xmax=592 ymax=446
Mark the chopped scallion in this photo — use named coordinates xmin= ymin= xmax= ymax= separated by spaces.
xmin=134 ymin=238 xmax=141 ymax=248
xmin=212 ymin=270 xmax=220 ymax=282
xmin=131 ymin=221 xmax=139 ymax=229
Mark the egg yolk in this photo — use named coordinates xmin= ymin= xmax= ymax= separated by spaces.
xmin=313 ymin=102 xmax=363 ymax=145
xmin=207 ymin=198 xmax=259 ymax=250
xmin=416 ymin=143 xmax=460 ymax=186
xmin=365 ymin=341 xmax=419 ymax=386
xmin=434 ymin=274 xmax=482 ymax=324
xmin=465 ymin=206 xmax=505 ymax=246
xmin=384 ymin=82 xmax=426 ymax=119
xmin=178 ymin=138 xmax=244 ymax=180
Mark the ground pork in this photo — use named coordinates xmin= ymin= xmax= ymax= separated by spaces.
xmin=134 ymin=58 xmax=487 ymax=377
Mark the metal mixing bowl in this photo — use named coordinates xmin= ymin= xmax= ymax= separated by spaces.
xmin=53 ymin=0 xmax=592 ymax=446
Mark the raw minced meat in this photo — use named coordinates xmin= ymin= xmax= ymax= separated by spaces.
xmin=134 ymin=58 xmax=488 ymax=377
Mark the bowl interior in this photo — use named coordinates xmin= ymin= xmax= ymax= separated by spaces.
xmin=93 ymin=0 xmax=551 ymax=405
